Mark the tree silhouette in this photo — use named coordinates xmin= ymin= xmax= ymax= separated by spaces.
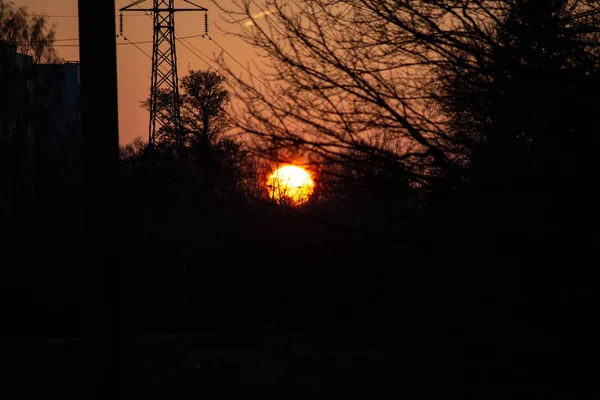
xmin=216 ymin=2 xmax=500 ymax=206
xmin=0 ymin=0 xmax=62 ymax=63
xmin=0 ymin=2 xmax=80 ymax=337
xmin=217 ymin=1 xmax=511 ymax=183
xmin=214 ymin=0 xmax=506 ymax=234
xmin=206 ymin=3 xmax=600 ymax=351
xmin=429 ymin=0 xmax=600 ymax=241
xmin=181 ymin=70 xmax=231 ymax=146
xmin=435 ymin=0 xmax=600 ymax=184
xmin=138 ymin=69 xmax=254 ymax=199
xmin=215 ymin=1 xmax=600 ymax=235
xmin=1 ymin=4 xmax=67 ymax=227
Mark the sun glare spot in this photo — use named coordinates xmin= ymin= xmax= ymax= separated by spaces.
xmin=267 ymin=165 xmax=315 ymax=206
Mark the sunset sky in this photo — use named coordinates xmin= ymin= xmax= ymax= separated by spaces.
xmin=17 ymin=0 xmax=260 ymax=145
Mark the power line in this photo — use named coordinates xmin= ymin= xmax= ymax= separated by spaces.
xmin=115 ymin=7 xmax=266 ymax=142
xmin=27 ymin=14 xmax=78 ymax=18
xmin=27 ymin=14 xmax=150 ymax=18
xmin=207 ymin=35 xmax=276 ymax=97
xmin=123 ymin=0 xmax=266 ymax=94
xmin=119 ymin=34 xmax=205 ymax=45
xmin=123 ymin=0 xmax=271 ymax=92
xmin=11 ymin=34 xmax=205 ymax=48
xmin=201 ymin=2 xmax=331 ymax=143
xmin=120 ymin=0 xmax=309 ymax=139
xmin=120 ymin=36 xmax=152 ymax=58
xmin=117 ymin=26 xmax=255 ymax=145
xmin=27 ymin=2 xmax=287 ymax=98
xmin=205 ymin=0 xmax=315 ymax=107
xmin=250 ymin=0 xmax=286 ymax=35
xmin=208 ymin=0 xmax=257 ymax=37
xmin=204 ymin=0 xmax=301 ymax=110
xmin=118 ymin=1 xmax=218 ymax=73
xmin=176 ymin=37 xmax=216 ymax=70
xmin=176 ymin=38 xmax=260 ymax=100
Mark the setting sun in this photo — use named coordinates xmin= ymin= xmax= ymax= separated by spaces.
xmin=267 ymin=165 xmax=315 ymax=206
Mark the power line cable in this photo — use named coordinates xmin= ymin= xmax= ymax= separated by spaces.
xmin=205 ymin=0 xmax=302 ymax=108
xmin=27 ymin=13 xmax=149 ymax=18
xmin=116 ymin=7 xmax=256 ymax=142
xmin=121 ymin=0 xmax=315 ymax=142
xmin=120 ymin=1 xmax=222 ymax=74
xmin=175 ymin=37 xmax=216 ymax=70
xmin=120 ymin=35 xmax=152 ymax=58
xmin=115 ymin=4 xmax=364 ymax=235
xmin=171 ymin=39 xmax=276 ymax=132
xmin=26 ymin=14 xmax=78 ymax=18
xmin=249 ymin=0 xmax=286 ymax=35
xmin=194 ymin=4 xmax=337 ymax=143
xmin=11 ymin=34 xmax=205 ymax=48
xmin=206 ymin=0 xmax=319 ymax=105
xmin=176 ymin=40 xmax=265 ymax=105
xmin=208 ymin=0 xmax=256 ymax=37
xmin=124 ymin=0 xmax=276 ymax=97
xmin=123 ymin=0 xmax=274 ymax=95
xmin=207 ymin=35 xmax=276 ymax=97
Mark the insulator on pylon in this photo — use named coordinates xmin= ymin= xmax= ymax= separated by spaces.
xmin=119 ymin=13 xmax=124 ymax=36
xmin=204 ymin=12 xmax=208 ymax=36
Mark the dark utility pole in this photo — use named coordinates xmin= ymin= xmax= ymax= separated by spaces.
xmin=119 ymin=0 xmax=207 ymax=148
xmin=77 ymin=1 xmax=120 ymax=399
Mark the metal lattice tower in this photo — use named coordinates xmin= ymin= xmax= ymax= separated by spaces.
xmin=120 ymin=1 xmax=207 ymax=148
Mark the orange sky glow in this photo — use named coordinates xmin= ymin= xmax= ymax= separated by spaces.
xmin=16 ymin=0 xmax=259 ymax=145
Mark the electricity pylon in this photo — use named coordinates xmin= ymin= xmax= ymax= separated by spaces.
xmin=119 ymin=1 xmax=208 ymax=148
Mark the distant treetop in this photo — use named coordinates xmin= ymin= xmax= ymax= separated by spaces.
xmin=0 ymin=0 xmax=62 ymax=64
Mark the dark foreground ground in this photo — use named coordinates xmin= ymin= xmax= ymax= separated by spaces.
xmin=1 ymin=192 xmax=596 ymax=399
xmin=1 ymin=326 xmax=595 ymax=400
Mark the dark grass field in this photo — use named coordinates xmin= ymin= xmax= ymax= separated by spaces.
xmin=1 ymin=331 xmax=425 ymax=400
xmin=1 ymin=203 xmax=596 ymax=399
xmin=2 ymin=327 xmax=595 ymax=400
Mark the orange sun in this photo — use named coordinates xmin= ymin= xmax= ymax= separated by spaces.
xmin=267 ymin=165 xmax=315 ymax=206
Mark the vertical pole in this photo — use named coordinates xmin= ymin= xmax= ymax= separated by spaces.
xmin=77 ymin=1 xmax=121 ymax=399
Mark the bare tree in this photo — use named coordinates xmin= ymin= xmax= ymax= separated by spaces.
xmin=211 ymin=0 xmax=515 ymax=234
xmin=216 ymin=1 xmax=599 ymax=199
xmin=215 ymin=1 xmax=507 ymax=183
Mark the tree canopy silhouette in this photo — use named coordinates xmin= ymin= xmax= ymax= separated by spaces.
xmin=434 ymin=0 xmax=600 ymax=188
xmin=0 ymin=0 xmax=62 ymax=63
xmin=180 ymin=70 xmax=231 ymax=146
xmin=1 ymin=2 xmax=67 ymax=226
xmin=216 ymin=0 xmax=600 ymax=236
xmin=136 ymin=69 xmax=254 ymax=198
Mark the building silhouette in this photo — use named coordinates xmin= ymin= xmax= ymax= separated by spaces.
xmin=0 ymin=42 xmax=81 ymax=230
xmin=1 ymin=42 xmax=83 ymax=336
